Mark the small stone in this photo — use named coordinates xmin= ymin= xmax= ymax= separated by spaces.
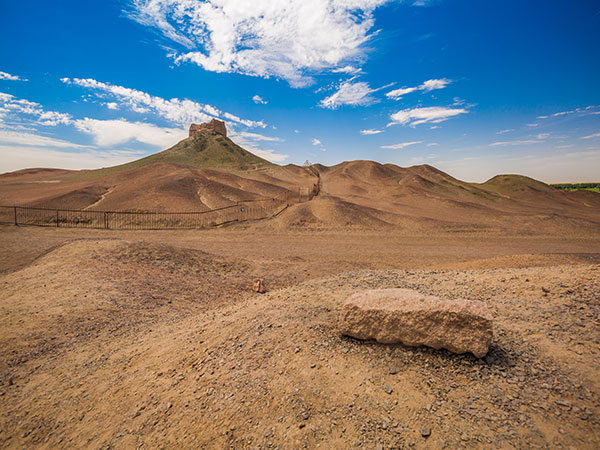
xmin=420 ymin=426 xmax=431 ymax=438
xmin=299 ymin=423 xmax=306 ymax=429
xmin=384 ymin=385 xmax=393 ymax=395
xmin=310 ymin=363 xmax=316 ymax=369
xmin=389 ymin=368 xmax=398 ymax=375
xmin=252 ymin=278 xmax=266 ymax=294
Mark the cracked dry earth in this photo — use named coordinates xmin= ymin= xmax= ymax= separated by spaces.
xmin=0 ymin=237 xmax=599 ymax=449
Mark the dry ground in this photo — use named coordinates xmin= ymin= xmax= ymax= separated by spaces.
xmin=0 ymin=225 xmax=599 ymax=449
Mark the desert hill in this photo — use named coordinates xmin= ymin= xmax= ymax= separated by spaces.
xmin=1 ymin=121 xmax=599 ymax=233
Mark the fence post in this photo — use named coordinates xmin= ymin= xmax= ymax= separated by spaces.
xmin=13 ymin=206 xmax=17 ymax=226
xmin=104 ymin=212 xmax=108 ymax=229
xmin=56 ymin=210 xmax=59 ymax=227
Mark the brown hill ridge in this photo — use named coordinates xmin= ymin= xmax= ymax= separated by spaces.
xmin=0 ymin=124 xmax=599 ymax=233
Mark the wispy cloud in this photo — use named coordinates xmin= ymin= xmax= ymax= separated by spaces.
xmin=332 ymin=65 xmax=362 ymax=74
xmin=0 ymin=145 xmax=142 ymax=173
xmin=319 ymin=80 xmax=379 ymax=109
xmin=360 ymin=129 xmax=383 ymax=135
xmin=252 ymin=95 xmax=267 ymax=105
xmin=537 ymin=105 xmax=600 ymax=119
xmin=0 ymin=92 xmax=72 ymax=126
xmin=496 ymin=129 xmax=514 ymax=135
xmin=235 ymin=131 xmax=283 ymax=142
xmin=0 ymin=129 xmax=91 ymax=148
xmin=312 ymin=138 xmax=322 ymax=146
xmin=381 ymin=141 xmax=423 ymax=149
xmin=385 ymin=87 xmax=418 ymax=100
xmin=61 ymin=77 xmax=265 ymax=128
xmin=228 ymin=132 xmax=288 ymax=163
xmin=386 ymin=78 xmax=451 ymax=100
xmin=581 ymin=132 xmax=600 ymax=139
xmin=489 ymin=139 xmax=544 ymax=147
xmin=0 ymin=71 xmax=27 ymax=82
xmin=128 ymin=0 xmax=392 ymax=87
xmin=389 ymin=106 xmax=468 ymax=126
xmin=73 ymin=118 xmax=186 ymax=148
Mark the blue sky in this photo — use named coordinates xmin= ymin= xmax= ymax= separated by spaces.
xmin=1 ymin=0 xmax=599 ymax=182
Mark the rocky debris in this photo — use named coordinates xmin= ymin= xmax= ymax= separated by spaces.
xmin=339 ymin=288 xmax=493 ymax=358
xmin=189 ymin=119 xmax=227 ymax=137
xmin=252 ymin=278 xmax=266 ymax=293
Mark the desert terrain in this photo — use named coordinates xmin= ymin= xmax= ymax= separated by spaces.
xmin=1 ymin=224 xmax=599 ymax=449
xmin=1 ymin=127 xmax=599 ymax=449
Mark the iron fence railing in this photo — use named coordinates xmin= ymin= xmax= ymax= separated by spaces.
xmin=0 ymin=199 xmax=290 ymax=230
xmin=0 ymin=179 xmax=319 ymax=230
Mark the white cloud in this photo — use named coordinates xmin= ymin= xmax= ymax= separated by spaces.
xmin=128 ymin=0 xmax=391 ymax=87
xmin=319 ymin=80 xmax=377 ymax=109
xmin=234 ymin=131 xmax=283 ymax=142
xmin=62 ymin=77 xmax=265 ymax=128
xmin=105 ymin=102 xmax=119 ymax=110
xmin=427 ymin=142 xmax=439 ymax=146
xmin=0 ymin=71 xmax=27 ymax=82
xmin=0 ymin=145 xmax=142 ymax=173
xmin=252 ymin=95 xmax=267 ymax=105
xmin=228 ymin=132 xmax=288 ymax=162
xmin=0 ymin=129 xmax=91 ymax=148
xmin=73 ymin=118 xmax=187 ymax=148
xmin=246 ymin=148 xmax=289 ymax=163
xmin=332 ymin=65 xmax=362 ymax=74
xmin=385 ymin=87 xmax=418 ymax=100
xmin=420 ymin=78 xmax=451 ymax=92
xmin=312 ymin=138 xmax=322 ymax=146
xmin=0 ymin=92 xmax=72 ymax=126
xmin=386 ymin=78 xmax=451 ymax=100
xmin=489 ymin=139 xmax=544 ymax=147
xmin=360 ymin=129 xmax=383 ymax=135
xmin=537 ymin=106 xmax=600 ymax=119
xmin=389 ymin=106 xmax=468 ymax=126
xmin=380 ymin=141 xmax=422 ymax=149
xmin=581 ymin=132 xmax=600 ymax=139
xmin=496 ymin=129 xmax=514 ymax=135
xmin=526 ymin=123 xmax=538 ymax=127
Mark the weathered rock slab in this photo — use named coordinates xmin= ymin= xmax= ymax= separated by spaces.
xmin=339 ymin=288 xmax=493 ymax=358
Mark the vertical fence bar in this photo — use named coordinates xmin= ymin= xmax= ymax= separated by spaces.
xmin=56 ymin=210 xmax=59 ymax=227
xmin=14 ymin=206 xmax=18 ymax=226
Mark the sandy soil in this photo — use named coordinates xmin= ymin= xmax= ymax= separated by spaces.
xmin=0 ymin=225 xmax=599 ymax=449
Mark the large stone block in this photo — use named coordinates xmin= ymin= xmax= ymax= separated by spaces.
xmin=339 ymin=288 xmax=493 ymax=358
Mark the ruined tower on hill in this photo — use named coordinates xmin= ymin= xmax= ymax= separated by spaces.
xmin=189 ymin=119 xmax=227 ymax=137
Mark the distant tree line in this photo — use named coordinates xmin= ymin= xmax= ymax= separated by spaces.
xmin=551 ymin=183 xmax=600 ymax=191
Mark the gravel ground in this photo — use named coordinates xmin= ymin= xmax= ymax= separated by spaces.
xmin=0 ymin=236 xmax=598 ymax=449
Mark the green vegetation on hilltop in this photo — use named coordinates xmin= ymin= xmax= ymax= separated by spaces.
xmin=551 ymin=183 xmax=600 ymax=192
xmin=70 ymin=132 xmax=274 ymax=181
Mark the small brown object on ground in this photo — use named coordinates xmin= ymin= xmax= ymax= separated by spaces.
xmin=339 ymin=288 xmax=493 ymax=358
xmin=252 ymin=277 xmax=266 ymax=293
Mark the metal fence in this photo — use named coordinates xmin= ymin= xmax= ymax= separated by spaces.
xmin=0 ymin=199 xmax=289 ymax=230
